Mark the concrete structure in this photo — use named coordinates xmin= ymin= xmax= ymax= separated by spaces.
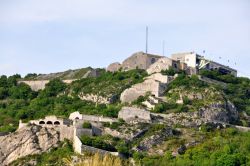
xmin=106 ymin=51 xmax=163 ymax=72
xmin=118 ymin=107 xmax=151 ymax=123
xmin=171 ymin=52 xmax=237 ymax=76
xmin=18 ymin=79 xmax=75 ymax=91
xmin=69 ymin=111 xmax=118 ymax=123
xmin=18 ymin=113 xmax=119 ymax=157
xmin=19 ymin=116 xmax=73 ymax=141
xmin=122 ymin=52 xmax=163 ymax=71
xmin=146 ymin=57 xmax=180 ymax=74
xmin=106 ymin=62 xmax=122 ymax=72
xmin=120 ymin=73 xmax=173 ymax=103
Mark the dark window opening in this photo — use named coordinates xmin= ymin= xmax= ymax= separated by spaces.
xmin=54 ymin=121 xmax=60 ymax=125
xmin=151 ymin=58 xmax=156 ymax=64
xmin=39 ymin=121 xmax=45 ymax=125
xmin=46 ymin=121 xmax=53 ymax=125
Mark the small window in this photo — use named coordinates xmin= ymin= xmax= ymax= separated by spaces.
xmin=151 ymin=58 xmax=156 ymax=64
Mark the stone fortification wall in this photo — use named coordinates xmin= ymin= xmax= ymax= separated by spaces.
xmin=118 ymin=107 xmax=151 ymax=123
xmin=91 ymin=125 xmax=103 ymax=136
xmin=18 ymin=116 xmax=74 ymax=141
xmin=69 ymin=112 xmax=118 ymax=123
xmin=75 ymin=128 xmax=93 ymax=137
xmin=106 ymin=62 xmax=122 ymax=72
xmin=0 ymin=132 xmax=9 ymax=137
xmin=19 ymin=79 xmax=75 ymax=91
xmin=58 ymin=126 xmax=74 ymax=141
xmin=73 ymin=132 xmax=83 ymax=154
xmin=106 ymin=52 xmax=163 ymax=72
xmin=147 ymin=57 xmax=179 ymax=74
xmin=120 ymin=73 xmax=171 ymax=103
xmin=81 ymin=144 xmax=119 ymax=156
xmin=120 ymin=79 xmax=161 ymax=103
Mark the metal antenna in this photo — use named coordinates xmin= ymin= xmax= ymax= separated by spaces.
xmin=162 ymin=40 xmax=165 ymax=56
xmin=146 ymin=26 xmax=148 ymax=54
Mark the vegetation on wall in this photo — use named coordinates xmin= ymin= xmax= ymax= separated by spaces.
xmin=134 ymin=128 xmax=250 ymax=166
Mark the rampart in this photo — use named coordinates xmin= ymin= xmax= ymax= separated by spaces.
xmin=18 ymin=79 xmax=75 ymax=91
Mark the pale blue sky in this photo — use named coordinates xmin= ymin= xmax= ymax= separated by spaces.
xmin=0 ymin=0 xmax=249 ymax=77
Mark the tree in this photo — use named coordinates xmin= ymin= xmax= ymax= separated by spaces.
xmin=41 ymin=79 xmax=67 ymax=97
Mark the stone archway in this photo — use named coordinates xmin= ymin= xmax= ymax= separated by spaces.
xmin=54 ymin=121 xmax=60 ymax=125
xmin=39 ymin=121 xmax=45 ymax=125
xmin=46 ymin=121 xmax=53 ymax=125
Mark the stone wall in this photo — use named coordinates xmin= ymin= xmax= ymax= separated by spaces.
xmin=106 ymin=62 xmax=122 ymax=72
xmin=171 ymin=52 xmax=197 ymax=68
xmin=147 ymin=57 xmax=179 ymax=74
xmin=18 ymin=79 xmax=75 ymax=91
xmin=58 ymin=126 xmax=74 ymax=141
xmin=75 ymin=128 xmax=93 ymax=137
xmin=106 ymin=52 xmax=163 ymax=72
xmin=69 ymin=112 xmax=118 ymax=123
xmin=81 ymin=144 xmax=119 ymax=156
xmin=0 ymin=132 xmax=9 ymax=137
xmin=120 ymin=73 xmax=171 ymax=103
xmin=73 ymin=132 xmax=83 ymax=154
xmin=118 ymin=107 xmax=151 ymax=123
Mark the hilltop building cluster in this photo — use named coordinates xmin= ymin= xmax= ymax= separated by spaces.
xmin=107 ymin=51 xmax=237 ymax=76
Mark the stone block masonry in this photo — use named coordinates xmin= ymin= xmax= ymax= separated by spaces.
xmin=18 ymin=79 xmax=75 ymax=91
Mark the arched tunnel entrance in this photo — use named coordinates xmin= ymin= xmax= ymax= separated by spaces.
xmin=54 ymin=121 xmax=60 ymax=125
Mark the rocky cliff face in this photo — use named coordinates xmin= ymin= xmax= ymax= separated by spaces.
xmin=0 ymin=125 xmax=60 ymax=165
xmin=152 ymin=101 xmax=239 ymax=127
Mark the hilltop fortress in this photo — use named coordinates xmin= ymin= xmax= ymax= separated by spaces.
xmin=107 ymin=51 xmax=237 ymax=76
xmin=19 ymin=51 xmax=237 ymax=91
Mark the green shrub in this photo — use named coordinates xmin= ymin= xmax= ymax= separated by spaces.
xmin=82 ymin=122 xmax=92 ymax=129
xmin=80 ymin=135 xmax=116 ymax=152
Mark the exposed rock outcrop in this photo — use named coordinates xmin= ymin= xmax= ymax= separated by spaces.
xmin=152 ymin=101 xmax=239 ymax=127
xmin=0 ymin=125 xmax=60 ymax=165
xmin=78 ymin=92 xmax=116 ymax=104
xmin=134 ymin=127 xmax=173 ymax=151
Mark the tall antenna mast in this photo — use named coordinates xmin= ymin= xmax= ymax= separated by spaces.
xmin=162 ymin=40 xmax=165 ymax=56
xmin=146 ymin=26 xmax=148 ymax=54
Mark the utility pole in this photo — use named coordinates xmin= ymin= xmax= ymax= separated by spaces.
xmin=146 ymin=26 xmax=148 ymax=54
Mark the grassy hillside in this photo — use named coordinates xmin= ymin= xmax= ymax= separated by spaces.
xmin=134 ymin=128 xmax=250 ymax=166
xmin=0 ymin=69 xmax=250 ymax=166
xmin=0 ymin=69 xmax=147 ymax=132
xmin=70 ymin=69 xmax=147 ymax=98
